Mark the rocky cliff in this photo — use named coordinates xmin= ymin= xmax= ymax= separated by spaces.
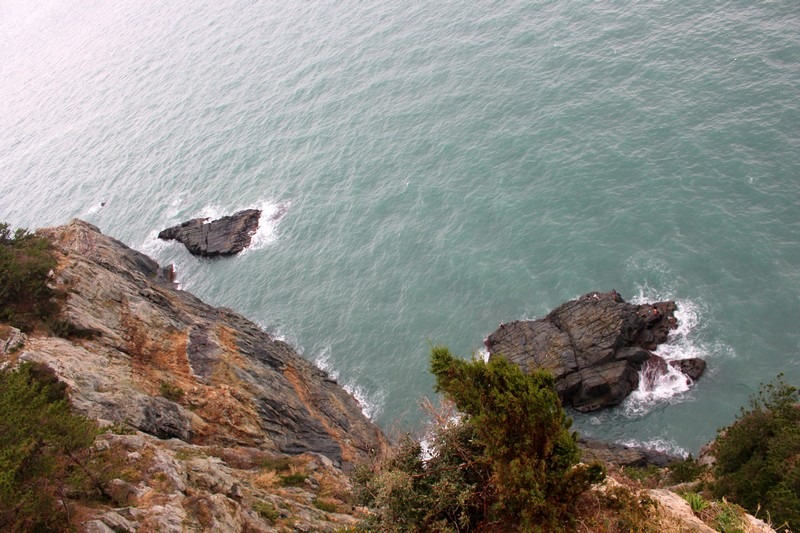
xmin=25 ymin=219 xmax=387 ymax=466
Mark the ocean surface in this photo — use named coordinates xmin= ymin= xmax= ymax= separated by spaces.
xmin=2 ymin=0 xmax=799 ymax=456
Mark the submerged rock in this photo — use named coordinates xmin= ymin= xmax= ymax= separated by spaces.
xmin=486 ymin=290 xmax=703 ymax=412
xmin=158 ymin=209 xmax=261 ymax=257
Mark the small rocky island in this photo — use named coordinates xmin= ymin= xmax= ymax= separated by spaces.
xmin=485 ymin=290 xmax=706 ymax=412
xmin=158 ymin=209 xmax=261 ymax=257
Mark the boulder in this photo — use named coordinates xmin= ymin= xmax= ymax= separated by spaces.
xmin=669 ymin=358 xmax=707 ymax=381
xmin=486 ymin=291 xmax=702 ymax=411
xmin=158 ymin=209 xmax=261 ymax=257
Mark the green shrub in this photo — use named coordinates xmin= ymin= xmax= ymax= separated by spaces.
xmin=711 ymin=374 xmax=800 ymax=530
xmin=159 ymin=380 xmax=185 ymax=402
xmin=682 ymin=492 xmax=709 ymax=514
xmin=260 ymin=456 xmax=293 ymax=472
xmin=353 ymin=346 xmax=604 ymax=532
xmin=253 ymin=500 xmax=279 ymax=522
xmin=279 ymin=472 xmax=308 ymax=487
xmin=0 ymin=223 xmax=58 ymax=330
xmin=668 ymin=454 xmax=706 ymax=484
xmin=0 ymin=362 xmax=100 ymax=531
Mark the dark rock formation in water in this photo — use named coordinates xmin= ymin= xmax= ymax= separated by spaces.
xmin=486 ymin=290 xmax=703 ymax=412
xmin=669 ymin=358 xmax=707 ymax=381
xmin=158 ymin=209 xmax=261 ymax=257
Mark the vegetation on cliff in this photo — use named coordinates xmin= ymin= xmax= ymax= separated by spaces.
xmin=0 ymin=362 xmax=99 ymax=532
xmin=353 ymin=346 xmax=604 ymax=532
xmin=711 ymin=375 xmax=799 ymax=530
xmin=0 ymin=224 xmax=57 ymax=330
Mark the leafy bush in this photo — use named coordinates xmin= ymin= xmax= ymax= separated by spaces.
xmin=253 ymin=500 xmax=279 ymax=522
xmin=159 ymin=380 xmax=185 ymax=402
xmin=682 ymin=492 xmax=709 ymax=514
xmin=260 ymin=456 xmax=293 ymax=472
xmin=0 ymin=362 xmax=99 ymax=531
xmin=354 ymin=346 xmax=604 ymax=532
xmin=668 ymin=454 xmax=706 ymax=484
xmin=711 ymin=374 xmax=800 ymax=530
xmin=280 ymin=472 xmax=308 ymax=487
xmin=0 ymin=223 xmax=58 ymax=330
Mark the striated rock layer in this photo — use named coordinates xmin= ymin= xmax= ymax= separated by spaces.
xmin=28 ymin=219 xmax=387 ymax=466
xmin=486 ymin=290 xmax=705 ymax=412
xmin=158 ymin=209 xmax=261 ymax=257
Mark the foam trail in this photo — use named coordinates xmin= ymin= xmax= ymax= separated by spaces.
xmin=314 ymin=346 xmax=383 ymax=420
xmin=343 ymin=382 xmax=384 ymax=420
xmin=617 ymin=437 xmax=688 ymax=458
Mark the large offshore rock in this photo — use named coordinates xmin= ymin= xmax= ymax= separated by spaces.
xmin=158 ymin=209 xmax=261 ymax=257
xmin=25 ymin=219 xmax=387 ymax=466
xmin=485 ymin=290 xmax=700 ymax=412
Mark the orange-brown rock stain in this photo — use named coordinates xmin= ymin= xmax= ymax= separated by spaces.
xmin=120 ymin=303 xmax=191 ymax=396
xmin=282 ymin=363 xmax=355 ymax=464
xmin=184 ymin=325 xmax=270 ymax=448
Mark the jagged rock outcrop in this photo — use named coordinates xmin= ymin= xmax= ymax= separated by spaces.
xmin=27 ymin=219 xmax=387 ymax=466
xmin=158 ymin=209 xmax=261 ymax=257
xmin=486 ymin=290 xmax=704 ymax=412
xmin=579 ymin=437 xmax=679 ymax=468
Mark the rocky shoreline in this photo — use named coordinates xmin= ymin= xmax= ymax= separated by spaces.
xmin=28 ymin=219 xmax=387 ymax=465
xmin=2 ymin=219 xmax=770 ymax=532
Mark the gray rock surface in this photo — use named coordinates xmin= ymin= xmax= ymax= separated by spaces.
xmin=158 ymin=209 xmax=261 ymax=257
xmin=27 ymin=219 xmax=387 ymax=466
xmin=486 ymin=290 xmax=703 ymax=411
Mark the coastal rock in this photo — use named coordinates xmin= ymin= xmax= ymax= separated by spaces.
xmin=579 ymin=437 xmax=679 ymax=468
xmin=486 ymin=290 xmax=703 ymax=411
xmin=158 ymin=209 xmax=261 ymax=257
xmin=669 ymin=358 xmax=707 ymax=381
xmin=29 ymin=219 xmax=387 ymax=466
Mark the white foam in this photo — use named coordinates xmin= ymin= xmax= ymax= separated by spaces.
xmin=313 ymin=345 xmax=383 ymax=420
xmin=313 ymin=345 xmax=338 ymax=379
xmin=82 ymin=201 xmax=106 ymax=216
xmin=617 ymin=437 xmax=688 ymax=459
xmin=343 ymin=381 xmax=384 ymax=420
xmin=623 ymin=363 xmax=692 ymax=417
xmin=478 ymin=347 xmax=490 ymax=362
xmin=139 ymin=228 xmax=174 ymax=257
xmin=240 ymin=199 xmax=291 ymax=254
xmin=623 ymin=287 xmax=707 ymax=416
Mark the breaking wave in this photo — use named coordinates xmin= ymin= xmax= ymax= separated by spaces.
xmin=314 ymin=346 xmax=384 ymax=420
xmin=622 ymin=287 xmax=728 ymax=417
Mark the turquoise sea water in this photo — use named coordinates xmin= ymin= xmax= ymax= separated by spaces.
xmin=2 ymin=0 xmax=799 ymax=455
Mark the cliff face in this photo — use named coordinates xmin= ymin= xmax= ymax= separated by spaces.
xmin=27 ymin=219 xmax=387 ymax=466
